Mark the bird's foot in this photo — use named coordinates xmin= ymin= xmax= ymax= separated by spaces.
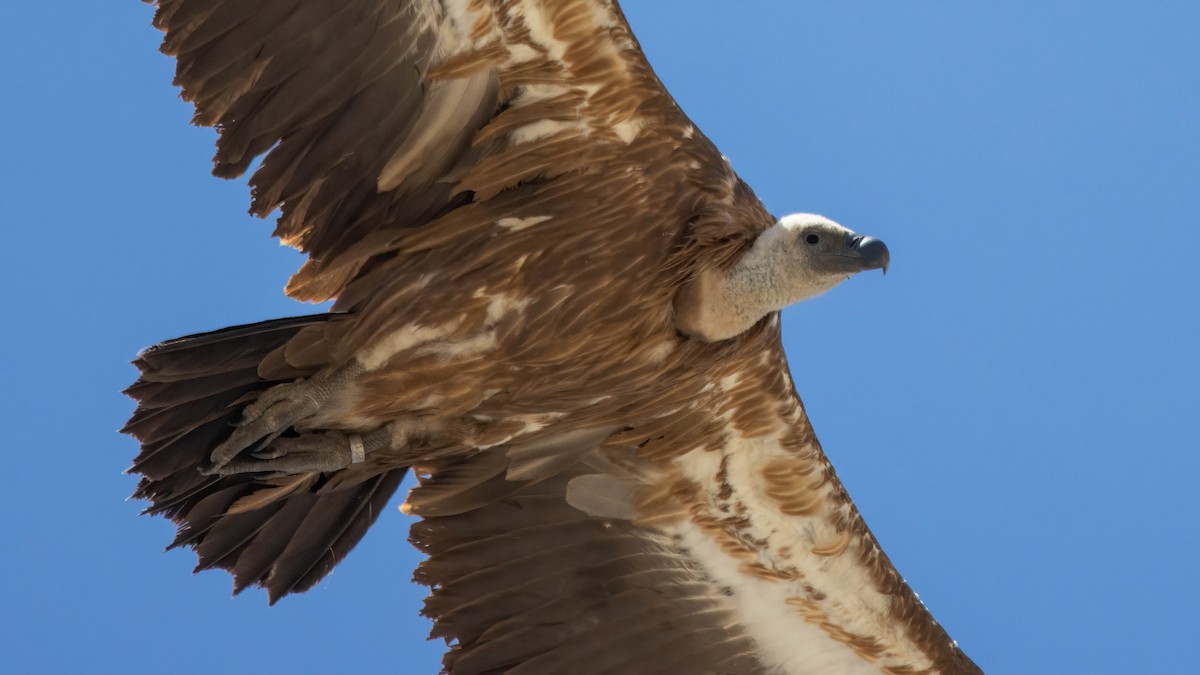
xmin=204 ymin=362 xmax=363 ymax=474
xmin=211 ymin=428 xmax=392 ymax=476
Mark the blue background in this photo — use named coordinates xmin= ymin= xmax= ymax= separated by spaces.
xmin=2 ymin=2 xmax=1196 ymax=673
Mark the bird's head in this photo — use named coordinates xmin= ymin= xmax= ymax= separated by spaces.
xmin=674 ymin=213 xmax=889 ymax=341
xmin=770 ymin=213 xmax=890 ymax=298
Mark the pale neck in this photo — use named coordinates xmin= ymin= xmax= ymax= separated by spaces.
xmin=674 ymin=225 xmax=811 ymax=342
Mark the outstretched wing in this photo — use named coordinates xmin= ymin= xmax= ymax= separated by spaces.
xmin=151 ymin=0 xmax=749 ymax=305
xmin=409 ymin=320 xmax=981 ymax=674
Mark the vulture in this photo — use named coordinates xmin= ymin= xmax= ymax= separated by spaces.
xmin=123 ymin=1 xmax=981 ymax=673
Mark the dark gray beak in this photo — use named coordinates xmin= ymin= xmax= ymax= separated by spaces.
xmin=844 ymin=233 xmax=890 ymax=274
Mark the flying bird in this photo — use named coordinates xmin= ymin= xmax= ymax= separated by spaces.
xmin=123 ymin=2 xmax=980 ymax=673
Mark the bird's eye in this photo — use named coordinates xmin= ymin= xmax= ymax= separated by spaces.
xmin=805 ymin=233 xmax=820 ymax=245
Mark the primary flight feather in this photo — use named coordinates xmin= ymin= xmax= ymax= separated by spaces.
xmin=123 ymin=1 xmax=980 ymax=673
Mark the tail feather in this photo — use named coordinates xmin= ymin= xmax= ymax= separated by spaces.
xmin=293 ymin=471 xmax=405 ymax=594
xmin=124 ymin=368 xmax=262 ymax=409
xmin=194 ymin=502 xmax=291 ymax=573
xmin=267 ymin=470 xmax=406 ymax=602
xmin=175 ymin=481 xmax=262 ymax=552
xmin=132 ymin=315 xmax=323 ymax=376
xmin=123 ymin=314 xmax=405 ymax=602
xmin=133 ymin=417 xmax=238 ymax=482
xmin=226 ymin=495 xmax=320 ymax=593
xmin=122 ymin=385 xmax=258 ymax=448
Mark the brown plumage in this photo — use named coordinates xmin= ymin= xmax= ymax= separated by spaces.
xmin=125 ymin=2 xmax=980 ymax=673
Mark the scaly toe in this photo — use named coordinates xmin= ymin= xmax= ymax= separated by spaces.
xmin=238 ymin=379 xmax=306 ymax=423
xmin=208 ymin=423 xmax=275 ymax=470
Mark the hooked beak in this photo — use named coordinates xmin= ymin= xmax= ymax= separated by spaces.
xmin=843 ymin=232 xmax=890 ymax=274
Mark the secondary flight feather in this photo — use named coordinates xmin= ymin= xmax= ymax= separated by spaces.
xmin=123 ymin=1 xmax=980 ymax=673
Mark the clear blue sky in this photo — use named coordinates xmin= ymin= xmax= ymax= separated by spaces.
xmin=2 ymin=2 xmax=1196 ymax=673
